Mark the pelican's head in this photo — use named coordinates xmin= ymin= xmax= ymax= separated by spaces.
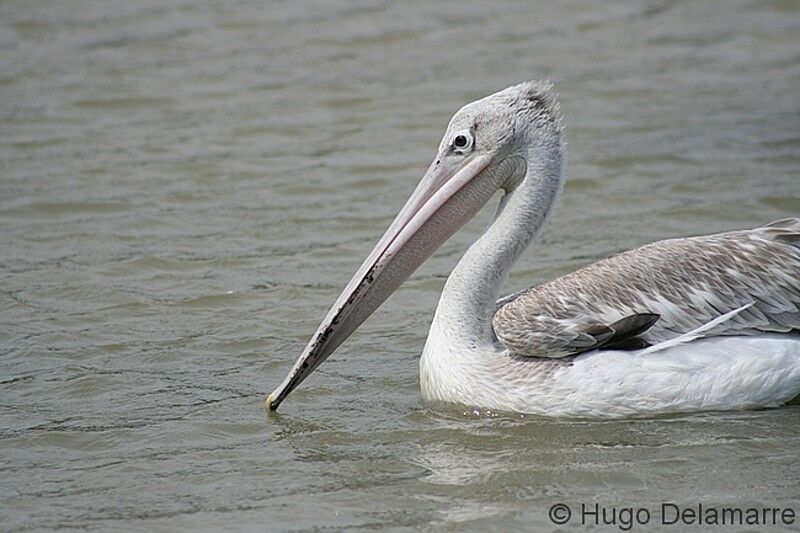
xmin=267 ymin=80 xmax=563 ymax=411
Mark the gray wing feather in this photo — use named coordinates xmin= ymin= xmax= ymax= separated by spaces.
xmin=495 ymin=286 xmax=533 ymax=312
xmin=493 ymin=218 xmax=800 ymax=358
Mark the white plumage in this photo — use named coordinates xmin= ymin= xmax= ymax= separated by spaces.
xmin=422 ymin=328 xmax=800 ymax=418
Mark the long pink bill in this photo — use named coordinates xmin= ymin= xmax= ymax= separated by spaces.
xmin=266 ymin=153 xmax=496 ymax=411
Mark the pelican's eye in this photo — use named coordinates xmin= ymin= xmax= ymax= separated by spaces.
xmin=451 ymin=130 xmax=474 ymax=153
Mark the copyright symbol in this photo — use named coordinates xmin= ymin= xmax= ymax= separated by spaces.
xmin=549 ymin=503 xmax=571 ymax=525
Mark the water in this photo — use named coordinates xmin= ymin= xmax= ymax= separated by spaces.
xmin=2 ymin=0 xmax=799 ymax=530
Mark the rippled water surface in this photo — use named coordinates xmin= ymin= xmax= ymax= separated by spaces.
xmin=2 ymin=1 xmax=800 ymax=530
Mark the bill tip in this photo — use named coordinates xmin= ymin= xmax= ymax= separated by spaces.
xmin=265 ymin=394 xmax=275 ymax=411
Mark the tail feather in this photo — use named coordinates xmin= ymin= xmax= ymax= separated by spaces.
xmin=759 ymin=218 xmax=800 ymax=246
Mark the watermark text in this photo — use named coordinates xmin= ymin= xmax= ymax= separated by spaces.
xmin=547 ymin=502 xmax=795 ymax=530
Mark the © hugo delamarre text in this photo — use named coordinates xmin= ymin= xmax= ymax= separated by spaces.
xmin=547 ymin=502 xmax=796 ymax=530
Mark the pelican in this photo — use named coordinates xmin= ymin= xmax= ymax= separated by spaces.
xmin=267 ymin=81 xmax=800 ymax=417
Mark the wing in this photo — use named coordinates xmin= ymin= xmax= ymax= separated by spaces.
xmin=493 ymin=218 xmax=800 ymax=358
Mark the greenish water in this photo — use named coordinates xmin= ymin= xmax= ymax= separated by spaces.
xmin=1 ymin=1 xmax=799 ymax=530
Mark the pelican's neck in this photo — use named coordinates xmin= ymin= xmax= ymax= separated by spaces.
xmin=429 ymin=151 xmax=564 ymax=349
